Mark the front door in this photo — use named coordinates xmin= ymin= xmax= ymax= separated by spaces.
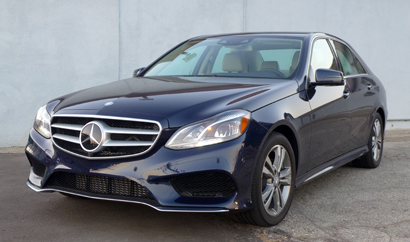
xmin=307 ymin=39 xmax=352 ymax=170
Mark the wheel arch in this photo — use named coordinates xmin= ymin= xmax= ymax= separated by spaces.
xmin=259 ymin=122 xmax=300 ymax=175
xmin=377 ymin=107 xmax=386 ymax=131
xmin=274 ymin=125 xmax=299 ymax=174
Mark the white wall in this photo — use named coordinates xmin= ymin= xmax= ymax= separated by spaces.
xmin=118 ymin=0 xmax=244 ymax=78
xmin=0 ymin=0 xmax=119 ymax=147
xmin=0 ymin=0 xmax=409 ymax=147
xmin=245 ymin=0 xmax=410 ymax=121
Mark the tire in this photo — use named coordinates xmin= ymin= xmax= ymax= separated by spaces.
xmin=235 ymin=132 xmax=296 ymax=226
xmin=352 ymin=113 xmax=384 ymax=168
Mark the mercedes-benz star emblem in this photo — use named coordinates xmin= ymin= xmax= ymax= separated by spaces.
xmin=80 ymin=121 xmax=104 ymax=153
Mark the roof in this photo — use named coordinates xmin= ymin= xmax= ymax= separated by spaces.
xmin=190 ymin=32 xmax=325 ymax=40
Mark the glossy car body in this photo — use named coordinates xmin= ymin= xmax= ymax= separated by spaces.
xmin=26 ymin=33 xmax=387 ymax=226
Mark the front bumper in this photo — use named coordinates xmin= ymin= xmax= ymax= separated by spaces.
xmin=26 ymin=178 xmax=227 ymax=212
xmin=26 ymin=122 xmax=264 ymax=212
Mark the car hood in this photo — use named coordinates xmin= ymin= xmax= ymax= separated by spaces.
xmin=52 ymin=76 xmax=298 ymax=128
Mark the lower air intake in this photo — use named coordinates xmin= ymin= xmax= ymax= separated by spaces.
xmin=26 ymin=153 xmax=46 ymax=177
xmin=170 ymin=172 xmax=237 ymax=198
xmin=46 ymin=172 xmax=155 ymax=201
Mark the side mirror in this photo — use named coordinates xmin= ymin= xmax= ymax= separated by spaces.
xmin=311 ymin=69 xmax=344 ymax=86
xmin=133 ymin=67 xmax=146 ymax=77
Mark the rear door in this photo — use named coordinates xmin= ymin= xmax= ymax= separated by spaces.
xmin=331 ymin=40 xmax=376 ymax=149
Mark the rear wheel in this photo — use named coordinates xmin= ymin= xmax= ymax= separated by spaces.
xmin=235 ymin=132 xmax=296 ymax=226
xmin=353 ymin=113 xmax=384 ymax=168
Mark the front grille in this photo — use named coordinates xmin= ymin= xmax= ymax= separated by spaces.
xmin=54 ymin=139 xmax=150 ymax=157
xmin=47 ymin=172 xmax=156 ymax=201
xmin=170 ymin=172 xmax=237 ymax=198
xmin=50 ymin=115 xmax=161 ymax=159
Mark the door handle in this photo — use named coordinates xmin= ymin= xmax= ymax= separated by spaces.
xmin=343 ymin=91 xmax=350 ymax=99
xmin=367 ymin=83 xmax=372 ymax=90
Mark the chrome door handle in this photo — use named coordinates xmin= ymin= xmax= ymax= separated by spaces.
xmin=367 ymin=83 xmax=372 ymax=90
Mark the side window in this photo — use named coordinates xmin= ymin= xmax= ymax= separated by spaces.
xmin=333 ymin=41 xmax=366 ymax=75
xmin=310 ymin=39 xmax=338 ymax=82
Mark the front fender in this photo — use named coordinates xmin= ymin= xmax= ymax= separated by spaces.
xmin=251 ymin=92 xmax=312 ymax=177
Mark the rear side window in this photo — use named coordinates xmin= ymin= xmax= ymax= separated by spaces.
xmin=333 ymin=41 xmax=366 ymax=75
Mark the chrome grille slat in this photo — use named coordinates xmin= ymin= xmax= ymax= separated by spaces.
xmin=105 ymin=127 xmax=159 ymax=135
xmin=104 ymin=140 xmax=153 ymax=147
xmin=53 ymin=133 xmax=80 ymax=144
xmin=51 ymin=123 xmax=83 ymax=131
xmin=50 ymin=115 xmax=162 ymax=159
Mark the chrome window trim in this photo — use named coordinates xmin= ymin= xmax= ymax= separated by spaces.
xmin=343 ymin=73 xmax=369 ymax=78
xmin=50 ymin=114 xmax=163 ymax=160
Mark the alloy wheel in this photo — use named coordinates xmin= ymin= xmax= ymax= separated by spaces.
xmin=372 ymin=119 xmax=382 ymax=161
xmin=261 ymin=145 xmax=292 ymax=215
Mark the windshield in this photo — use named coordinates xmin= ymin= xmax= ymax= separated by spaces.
xmin=144 ymin=35 xmax=303 ymax=79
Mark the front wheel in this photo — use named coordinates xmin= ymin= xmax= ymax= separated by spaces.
xmin=353 ymin=113 xmax=384 ymax=168
xmin=235 ymin=132 xmax=296 ymax=226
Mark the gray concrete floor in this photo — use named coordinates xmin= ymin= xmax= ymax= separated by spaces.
xmin=1 ymin=130 xmax=409 ymax=242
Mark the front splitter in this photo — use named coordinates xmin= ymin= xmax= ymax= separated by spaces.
xmin=26 ymin=181 xmax=229 ymax=213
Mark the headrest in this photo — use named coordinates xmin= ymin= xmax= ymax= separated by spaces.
xmin=344 ymin=50 xmax=354 ymax=63
xmin=261 ymin=61 xmax=279 ymax=70
xmin=291 ymin=51 xmax=300 ymax=69
xmin=222 ymin=53 xmax=246 ymax=72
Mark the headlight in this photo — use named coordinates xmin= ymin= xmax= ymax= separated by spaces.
xmin=165 ymin=110 xmax=250 ymax=150
xmin=33 ymin=105 xmax=51 ymax=138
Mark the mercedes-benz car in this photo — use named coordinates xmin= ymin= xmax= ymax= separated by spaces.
xmin=26 ymin=32 xmax=387 ymax=226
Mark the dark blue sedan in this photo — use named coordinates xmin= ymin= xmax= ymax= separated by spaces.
xmin=26 ymin=32 xmax=387 ymax=226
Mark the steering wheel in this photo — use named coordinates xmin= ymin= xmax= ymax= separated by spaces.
xmin=259 ymin=68 xmax=287 ymax=78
